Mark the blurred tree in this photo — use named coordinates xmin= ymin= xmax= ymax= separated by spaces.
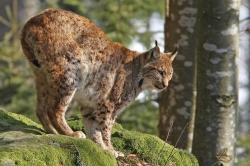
xmin=0 ymin=0 xmax=41 ymax=120
xmin=192 ymin=0 xmax=239 ymax=165
xmin=244 ymin=0 xmax=250 ymax=134
xmin=158 ymin=0 xmax=197 ymax=151
xmin=0 ymin=0 xmax=10 ymax=40
xmin=239 ymin=0 xmax=250 ymax=134
xmin=0 ymin=0 xmax=41 ymax=41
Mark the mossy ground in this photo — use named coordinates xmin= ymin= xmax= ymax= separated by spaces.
xmin=0 ymin=109 xmax=198 ymax=166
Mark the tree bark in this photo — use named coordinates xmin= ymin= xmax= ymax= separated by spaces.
xmin=158 ymin=0 xmax=197 ymax=151
xmin=192 ymin=0 xmax=239 ymax=165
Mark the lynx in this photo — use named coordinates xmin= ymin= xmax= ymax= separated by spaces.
xmin=21 ymin=8 xmax=177 ymax=157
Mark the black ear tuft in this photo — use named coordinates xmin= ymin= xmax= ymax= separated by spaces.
xmin=151 ymin=40 xmax=160 ymax=58
xmin=151 ymin=46 xmax=160 ymax=59
xmin=155 ymin=40 xmax=158 ymax=47
xmin=170 ymin=45 xmax=178 ymax=61
xmin=146 ymin=40 xmax=161 ymax=61
xmin=139 ymin=78 xmax=144 ymax=88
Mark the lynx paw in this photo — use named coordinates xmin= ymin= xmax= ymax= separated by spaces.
xmin=71 ymin=131 xmax=86 ymax=138
xmin=111 ymin=150 xmax=125 ymax=158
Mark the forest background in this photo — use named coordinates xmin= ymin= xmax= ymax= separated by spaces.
xmin=0 ymin=0 xmax=249 ymax=165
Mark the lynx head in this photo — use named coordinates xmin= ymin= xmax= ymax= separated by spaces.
xmin=139 ymin=41 xmax=178 ymax=91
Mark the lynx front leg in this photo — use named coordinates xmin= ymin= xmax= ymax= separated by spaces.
xmin=81 ymin=102 xmax=123 ymax=157
xmin=81 ymin=106 xmax=107 ymax=149
xmin=100 ymin=117 xmax=124 ymax=157
xmin=100 ymin=118 xmax=113 ymax=149
xmin=95 ymin=102 xmax=124 ymax=157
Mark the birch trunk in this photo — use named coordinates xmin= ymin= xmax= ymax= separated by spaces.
xmin=192 ymin=0 xmax=239 ymax=165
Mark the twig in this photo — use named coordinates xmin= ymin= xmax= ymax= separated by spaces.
xmin=0 ymin=16 xmax=10 ymax=27
xmin=73 ymin=144 xmax=82 ymax=166
xmin=165 ymin=117 xmax=175 ymax=143
xmin=240 ymin=16 xmax=250 ymax=23
xmin=164 ymin=122 xmax=189 ymax=166
xmin=156 ymin=118 xmax=174 ymax=165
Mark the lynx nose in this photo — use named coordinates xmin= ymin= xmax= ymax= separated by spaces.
xmin=163 ymin=80 xmax=168 ymax=87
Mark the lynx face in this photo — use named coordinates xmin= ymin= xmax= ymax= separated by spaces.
xmin=140 ymin=45 xmax=177 ymax=91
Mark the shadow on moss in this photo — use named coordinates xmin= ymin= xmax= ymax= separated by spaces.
xmin=0 ymin=109 xmax=43 ymax=135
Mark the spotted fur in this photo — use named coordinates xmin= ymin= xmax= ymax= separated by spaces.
xmin=21 ymin=8 xmax=177 ymax=157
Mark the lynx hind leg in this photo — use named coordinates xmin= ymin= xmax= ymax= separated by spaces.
xmin=44 ymin=62 xmax=86 ymax=138
xmin=35 ymin=71 xmax=58 ymax=134
xmin=47 ymin=87 xmax=86 ymax=138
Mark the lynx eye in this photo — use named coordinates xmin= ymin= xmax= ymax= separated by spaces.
xmin=170 ymin=70 xmax=173 ymax=76
xmin=159 ymin=70 xmax=164 ymax=76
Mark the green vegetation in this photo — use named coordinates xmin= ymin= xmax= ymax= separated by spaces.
xmin=112 ymin=124 xmax=198 ymax=166
xmin=0 ymin=2 xmax=37 ymax=121
xmin=0 ymin=109 xmax=198 ymax=166
xmin=236 ymin=135 xmax=250 ymax=166
xmin=117 ymin=99 xmax=159 ymax=135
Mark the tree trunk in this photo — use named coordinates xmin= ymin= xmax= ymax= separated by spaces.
xmin=245 ymin=0 xmax=250 ymax=133
xmin=158 ymin=0 xmax=197 ymax=151
xmin=192 ymin=0 xmax=239 ymax=165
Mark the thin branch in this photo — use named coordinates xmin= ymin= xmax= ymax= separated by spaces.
xmin=240 ymin=17 xmax=250 ymax=23
xmin=164 ymin=122 xmax=189 ymax=166
xmin=0 ymin=16 xmax=10 ymax=27
xmin=156 ymin=117 xmax=174 ymax=165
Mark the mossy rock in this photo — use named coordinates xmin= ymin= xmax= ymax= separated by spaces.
xmin=0 ymin=109 xmax=198 ymax=166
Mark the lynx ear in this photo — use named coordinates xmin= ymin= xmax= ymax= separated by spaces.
xmin=169 ymin=46 xmax=178 ymax=62
xmin=150 ymin=40 xmax=160 ymax=59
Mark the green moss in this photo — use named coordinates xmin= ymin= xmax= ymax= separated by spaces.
xmin=0 ymin=134 xmax=117 ymax=166
xmin=112 ymin=126 xmax=198 ymax=166
xmin=0 ymin=110 xmax=117 ymax=166
xmin=0 ymin=142 xmax=71 ymax=166
xmin=67 ymin=114 xmax=83 ymax=131
xmin=0 ymin=110 xmax=198 ymax=166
